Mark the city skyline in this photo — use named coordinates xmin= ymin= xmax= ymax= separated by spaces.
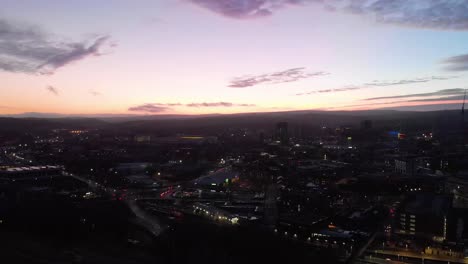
xmin=2 ymin=0 xmax=468 ymax=116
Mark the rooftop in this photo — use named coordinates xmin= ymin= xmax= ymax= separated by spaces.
xmin=0 ymin=165 xmax=62 ymax=173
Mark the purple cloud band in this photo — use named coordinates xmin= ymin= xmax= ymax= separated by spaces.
xmin=296 ymin=86 xmax=360 ymax=96
xmin=128 ymin=104 xmax=169 ymax=113
xmin=327 ymin=88 xmax=467 ymax=110
xmin=364 ymin=88 xmax=466 ymax=101
xmin=229 ymin=67 xmax=329 ymax=88
xmin=335 ymin=94 xmax=466 ymax=110
xmin=186 ymin=0 xmax=468 ymax=31
xmin=364 ymin=76 xmax=457 ymax=87
xmin=186 ymin=0 xmax=306 ymax=19
xmin=296 ymin=76 xmax=457 ymax=96
xmin=128 ymin=102 xmax=257 ymax=113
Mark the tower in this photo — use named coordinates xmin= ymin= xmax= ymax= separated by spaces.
xmin=276 ymin=122 xmax=289 ymax=145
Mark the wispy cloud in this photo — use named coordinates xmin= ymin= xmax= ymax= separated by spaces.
xmin=128 ymin=104 xmax=170 ymax=113
xmin=186 ymin=0 xmax=468 ymax=31
xmin=364 ymin=76 xmax=457 ymax=87
xmin=185 ymin=0 xmax=307 ymax=19
xmin=89 ymin=90 xmax=101 ymax=96
xmin=296 ymin=76 xmax=456 ymax=96
xmin=147 ymin=103 xmax=183 ymax=107
xmin=0 ymin=18 xmax=112 ymax=75
xmin=186 ymin=102 xmax=256 ymax=107
xmin=45 ymin=86 xmax=59 ymax=96
xmin=332 ymin=88 xmax=467 ymax=110
xmin=405 ymin=95 xmax=466 ymax=102
xmin=128 ymin=101 xmax=256 ymax=113
xmin=0 ymin=105 xmax=14 ymax=109
xmin=340 ymin=0 xmax=468 ymax=30
xmin=442 ymin=54 xmax=468 ymax=71
xmin=229 ymin=67 xmax=328 ymax=88
xmin=296 ymin=86 xmax=360 ymax=96
xmin=334 ymin=96 xmax=465 ymax=110
xmin=364 ymin=88 xmax=466 ymax=101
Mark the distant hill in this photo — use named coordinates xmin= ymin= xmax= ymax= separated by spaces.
xmin=0 ymin=117 xmax=109 ymax=132
xmin=0 ymin=109 xmax=464 ymax=134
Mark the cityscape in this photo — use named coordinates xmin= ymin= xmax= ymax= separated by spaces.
xmin=2 ymin=1 xmax=468 ymax=263
xmin=1 ymin=109 xmax=468 ymax=263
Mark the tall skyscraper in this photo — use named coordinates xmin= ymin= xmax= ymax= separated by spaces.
xmin=276 ymin=122 xmax=289 ymax=145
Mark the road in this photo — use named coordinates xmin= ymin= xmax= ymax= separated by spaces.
xmin=355 ymin=255 xmax=407 ymax=264
xmin=65 ymin=172 xmax=164 ymax=236
xmin=349 ymin=231 xmax=377 ymax=263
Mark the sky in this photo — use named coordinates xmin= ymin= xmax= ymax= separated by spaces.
xmin=1 ymin=0 xmax=468 ymax=116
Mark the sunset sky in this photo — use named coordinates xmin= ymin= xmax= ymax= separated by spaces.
xmin=1 ymin=0 xmax=468 ymax=116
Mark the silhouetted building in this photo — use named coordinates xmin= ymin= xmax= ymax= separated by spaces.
xmin=395 ymin=194 xmax=451 ymax=240
xmin=115 ymin=163 xmax=152 ymax=175
xmin=276 ymin=122 xmax=289 ymax=145
xmin=360 ymin=120 xmax=372 ymax=130
xmin=0 ymin=165 xmax=63 ymax=183
xmin=259 ymin=131 xmax=265 ymax=144
xmin=446 ymin=173 xmax=468 ymax=208
xmin=264 ymin=184 xmax=278 ymax=227
xmin=395 ymin=156 xmax=416 ymax=176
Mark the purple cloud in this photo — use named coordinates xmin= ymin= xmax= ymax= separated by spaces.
xmin=45 ymin=85 xmax=59 ymax=96
xmin=296 ymin=76 xmax=457 ymax=96
xmin=442 ymin=54 xmax=468 ymax=71
xmin=186 ymin=102 xmax=256 ymax=107
xmin=342 ymin=0 xmax=468 ymax=31
xmin=37 ymin=36 xmax=110 ymax=75
xmin=335 ymin=94 xmax=466 ymax=110
xmin=365 ymin=76 xmax=458 ymax=87
xmin=0 ymin=18 xmax=112 ymax=75
xmin=185 ymin=0 xmax=306 ymax=19
xmin=186 ymin=0 xmax=468 ymax=31
xmin=296 ymin=86 xmax=360 ymax=96
xmin=229 ymin=67 xmax=328 ymax=88
xmin=128 ymin=101 xmax=256 ymax=113
xmin=89 ymin=90 xmax=101 ymax=96
xmin=363 ymin=88 xmax=466 ymax=101
xmin=128 ymin=104 xmax=170 ymax=113
xmin=143 ymin=103 xmax=183 ymax=107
